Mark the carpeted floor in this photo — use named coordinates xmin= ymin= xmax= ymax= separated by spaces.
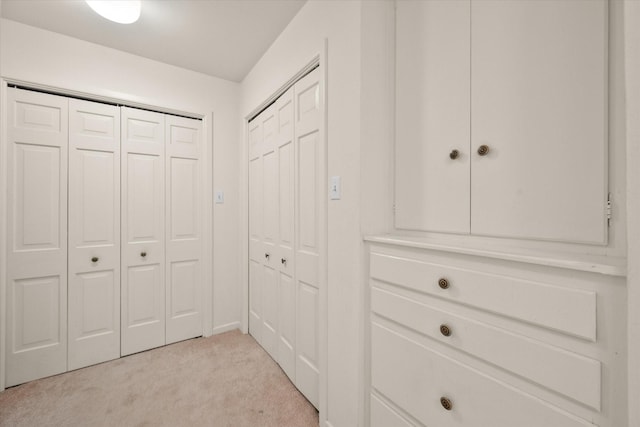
xmin=0 ymin=330 xmax=319 ymax=427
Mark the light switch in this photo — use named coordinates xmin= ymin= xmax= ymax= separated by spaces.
xmin=215 ymin=191 xmax=224 ymax=204
xmin=330 ymin=176 xmax=341 ymax=200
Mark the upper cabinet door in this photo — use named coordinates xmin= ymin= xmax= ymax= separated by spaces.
xmin=395 ymin=0 xmax=471 ymax=234
xmin=471 ymin=0 xmax=608 ymax=243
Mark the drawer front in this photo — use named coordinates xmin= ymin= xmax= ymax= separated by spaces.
xmin=371 ymin=394 xmax=414 ymax=427
xmin=370 ymin=252 xmax=596 ymax=340
xmin=371 ymin=286 xmax=601 ymax=410
xmin=371 ymin=323 xmax=595 ymax=427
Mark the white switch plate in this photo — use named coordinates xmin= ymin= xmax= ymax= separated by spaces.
xmin=330 ymin=176 xmax=341 ymax=200
xmin=215 ymin=191 xmax=225 ymax=204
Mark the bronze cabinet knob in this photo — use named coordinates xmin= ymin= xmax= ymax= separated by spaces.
xmin=281 ymin=258 xmax=287 ymax=265
xmin=91 ymin=257 xmax=99 ymax=263
xmin=440 ymin=397 xmax=453 ymax=411
xmin=141 ymin=251 xmax=147 ymax=258
xmin=477 ymin=145 xmax=490 ymax=156
xmin=449 ymin=149 xmax=459 ymax=160
xmin=438 ymin=278 xmax=449 ymax=289
xmin=440 ymin=324 xmax=451 ymax=337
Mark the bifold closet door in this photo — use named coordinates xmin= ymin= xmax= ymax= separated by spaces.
xmin=121 ymin=107 xmax=166 ymax=356
xmin=248 ymin=116 xmax=264 ymax=346
xmin=165 ymin=115 xmax=203 ymax=344
xmin=294 ymin=68 xmax=322 ymax=408
xmin=5 ymin=88 xmax=69 ymax=387
xmin=68 ymin=99 xmax=121 ymax=370
xmin=275 ymin=87 xmax=296 ymax=382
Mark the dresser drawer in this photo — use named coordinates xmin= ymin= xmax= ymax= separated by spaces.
xmin=371 ymin=286 xmax=601 ymax=409
xmin=371 ymin=323 xmax=596 ymax=427
xmin=370 ymin=252 xmax=596 ymax=340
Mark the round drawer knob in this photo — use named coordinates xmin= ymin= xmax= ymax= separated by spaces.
xmin=438 ymin=278 xmax=449 ymax=289
xmin=477 ymin=145 xmax=490 ymax=156
xmin=141 ymin=251 xmax=147 ymax=258
xmin=440 ymin=324 xmax=451 ymax=337
xmin=440 ymin=397 xmax=453 ymax=411
xmin=449 ymin=149 xmax=459 ymax=160
xmin=91 ymin=257 xmax=99 ymax=263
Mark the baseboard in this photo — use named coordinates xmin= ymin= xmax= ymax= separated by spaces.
xmin=211 ymin=321 xmax=241 ymax=336
xmin=325 ymin=421 xmax=335 ymax=427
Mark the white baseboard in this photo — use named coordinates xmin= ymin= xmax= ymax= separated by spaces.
xmin=325 ymin=421 xmax=336 ymax=427
xmin=211 ymin=321 xmax=241 ymax=336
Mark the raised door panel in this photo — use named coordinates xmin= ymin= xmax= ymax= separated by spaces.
xmin=278 ymin=272 xmax=296 ymax=380
xmin=471 ymin=0 xmax=608 ymax=243
xmin=294 ymin=69 xmax=323 ymax=409
xmin=261 ymin=265 xmax=278 ymax=359
xmin=121 ymin=108 xmax=165 ymax=356
xmin=68 ymin=99 xmax=120 ymax=370
xmin=395 ymin=0 xmax=471 ymax=233
xmin=165 ymin=115 xmax=202 ymax=344
xmin=249 ymin=259 xmax=263 ymax=344
xmin=6 ymin=88 xmax=68 ymax=386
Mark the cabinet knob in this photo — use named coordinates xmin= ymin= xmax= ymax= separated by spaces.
xmin=281 ymin=258 xmax=287 ymax=265
xmin=265 ymin=253 xmax=270 ymax=260
xmin=477 ymin=145 xmax=490 ymax=156
xmin=440 ymin=324 xmax=451 ymax=337
xmin=440 ymin=397 xmax=453 ymax=411
xmin=141 ymin=251 xmax=147 ymax=258
xmin=449 ymin=149 xmax=459 ymax=160
xmin=438 ymin=278 xmax=449 ymax=289
xmin=91 ymin=257 xmax=99 ymax=263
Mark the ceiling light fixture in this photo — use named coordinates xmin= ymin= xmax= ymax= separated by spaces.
xmin=85 ymin=0 xmax=141 ymax=24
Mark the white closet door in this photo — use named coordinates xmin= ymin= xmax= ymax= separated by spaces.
xmin=68 ymin=99 xmax=120 ymax=370
xmin=5 ymin=88 xmax=68 ymax=386
xmin=276 ymin=87 xmax=296 ymax=381
xmin=294 ymin=68 xmax=322 ymax=408
xmin=260 ymin=106 xmax=279 ymax=360
xmin=395 ymin=0 xmax=471 ymax=233
xmin=248 ymin=118 xmax=263 ymax=345
xmin=121 ymin=107 xmax=165 ymax=356
xmin=165 ymin=115 xmax=203 ymax=344
xmin=471 ymin=0 xmax=608 ymax=243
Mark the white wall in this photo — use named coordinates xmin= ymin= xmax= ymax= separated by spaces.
xmin=241 ymin=1 xmax=365 ymax=426
xmin=0 ymin=18 xmax=242 ymax=337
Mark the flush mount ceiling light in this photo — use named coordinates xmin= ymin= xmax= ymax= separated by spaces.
xmin=86 ymin=0 xmax=141 ymax=24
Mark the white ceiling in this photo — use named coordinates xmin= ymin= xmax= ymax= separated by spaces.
xmin=1 ymin=0 xmax=306 ymax=82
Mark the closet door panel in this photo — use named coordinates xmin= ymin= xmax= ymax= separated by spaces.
xmin=121 ymin=107 xmax=165 ymax=356
xmin=294 ymin=69 xmax=322 ymax=408
xmin=276 ymin=89 xmax=296 ymax=380
xmin=6 ymin=88 xmax=68 ymax=387
xmin=68 ymin=99 xmax=120 ymax=370
xmin=395 ymin=0 xmax=471 ymax=234
xmin=471 ymin=0 xmax=608 ymax=243
xmin=248 ymin=118 xmax=263 ymax=344
xmin=165 ymin=116 xmax=202 ymax=344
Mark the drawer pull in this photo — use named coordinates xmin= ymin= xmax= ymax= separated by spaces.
xmin=438 ymin=278 xmax=449 ymax=289
xmin=440 ymin=397 xmax=453 ymax=411
xmin=440 ymin=324 xmax=451 ymax=337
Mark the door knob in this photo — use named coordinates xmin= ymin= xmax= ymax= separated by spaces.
xmin=449 ymin=149 xmax=459 ymax=160
xmin=281 ymin=258 xmax=287 ymax=265
xmin=477 ymin=145 xmax=490 ymax=156
xmin=141 ymin=251 xmax=147 ymax=258
xmin=440 ymin=397 xmax=453 ymax=411
xmin=440 ymin=324 xmax=452 ymax=337
xmin=91 ymin=257 xmax=99 ymax=263
xmin=265 ymin=253 xmax=270 ymax=260
xmin=438 ymin=278 xmax=449 ymax=289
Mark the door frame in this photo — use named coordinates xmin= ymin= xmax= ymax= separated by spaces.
xmin=0 ymin=77 xmax=215 ymax=391
xmin=240 ymin=42 xmax=328 ymax=423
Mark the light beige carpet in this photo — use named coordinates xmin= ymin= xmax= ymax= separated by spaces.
xmin=0 ymin=330 xmax=319 ymax=427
